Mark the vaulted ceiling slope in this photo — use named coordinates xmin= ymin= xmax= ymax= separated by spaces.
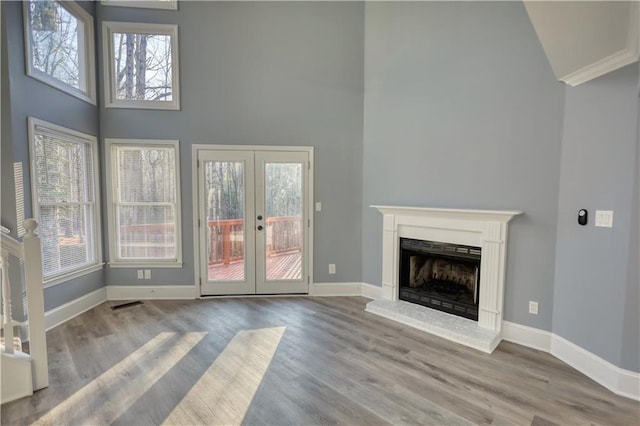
xmin=524 ymin=1 xmax=639 ymax=86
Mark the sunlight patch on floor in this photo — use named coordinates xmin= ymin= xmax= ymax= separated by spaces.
xmin=33 ymin=332 xmax=206 ymax=425
xmin=162 ymin=326 xmax=286 ymax=426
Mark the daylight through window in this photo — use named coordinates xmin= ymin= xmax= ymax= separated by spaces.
xmin=107 ymin=140 xmax=182 ymax=265
xmin=104 ymin=22 xmax=180 ymax=109
xmin=29 ymin=118 xmax=101 ymax=280
xmin=24 ymin=1 xmax=96 ymax=103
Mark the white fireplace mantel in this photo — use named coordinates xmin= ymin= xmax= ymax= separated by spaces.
xmin=366 ymin=205 xmax=522 ymax=353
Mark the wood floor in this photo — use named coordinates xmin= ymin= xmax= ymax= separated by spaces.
xmin=2 ymin=297 xmax=638 ymax=425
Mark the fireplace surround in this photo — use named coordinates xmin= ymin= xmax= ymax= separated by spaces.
xmin=366 ymin=206 xmax=521 ymax=353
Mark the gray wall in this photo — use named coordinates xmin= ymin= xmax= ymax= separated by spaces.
xmin=97 ymin=2 xmax=365 ymax=286
xmin=553 ymin=63 xmax=639 ymax=370
xmin=362 ymin=2 xmax=565 ymax=330
xmin=622 ymin=71 xmax=640 ymax=371
xmin=1 ymin=1 xmax=104 ymax=310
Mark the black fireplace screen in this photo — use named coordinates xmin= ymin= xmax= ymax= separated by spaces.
xmin=398 ymin=238 xmax=481 ymax=321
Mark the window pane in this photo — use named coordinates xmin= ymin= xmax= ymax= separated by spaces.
xmin=112 ymin=32 xmax=173 ymax=101
xmin=33 ymin=134 xmax=93 ymax=204
xmin=117 ymin=205 xmax=176 ymax=259
xmin=28 ymin=1 xmax=82 ymax=89
xmin=264 ymin=163 xmax=302 ymax=281
xmin=116 ymin=147 xmax=175 ymax=202
xmin=111 ymin=142 xmax=180 ymax=263
xmin=205 ymin=161 xmax=245 ymax=282
xmin=31 ymin=120 xmax=97 ymax=279
xmin=39 ymin=204 xmax=91 ymax=276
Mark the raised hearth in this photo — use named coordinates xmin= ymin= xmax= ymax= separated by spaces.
xmin=366 ymin=206 xmax=522 ymax=353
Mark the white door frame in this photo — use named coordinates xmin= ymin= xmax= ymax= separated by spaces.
xmin=192 ymin=145 xmax=314 ymax=297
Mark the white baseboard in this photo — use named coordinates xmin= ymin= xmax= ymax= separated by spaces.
xmin=362 ymin=287 xmax=638 ymax=401
xmin=310 ymin=282 xmax=362 ymax=297
xmin=361 ymin=282 xmax=382 ymax=300
xmin=502 ymin=320 xmax=552 ymax=352
xmin=45 ymin=287 xmax=107 ymax=331
xmin=106 ymin=285 xmax=197 ymax=300
xmin=551 ymin=334 xmax=640 ymax=401
xmin=37 ymin=281 xmax=639 ymax=401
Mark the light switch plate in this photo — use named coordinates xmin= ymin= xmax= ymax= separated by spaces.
xmin=595 ymin=210 xmax=614 ymax=228
xmin=315 ymin=202 xmax=322 ymax=212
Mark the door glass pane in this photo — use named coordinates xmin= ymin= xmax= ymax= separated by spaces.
xmin=205 ymin=161 xmax=245 ymax=281
xmin=264 ymin=163 xmax=302 ymax=281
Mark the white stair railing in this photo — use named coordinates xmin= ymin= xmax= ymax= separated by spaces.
xmin=0 ymin=219 xmax=49 ymax=397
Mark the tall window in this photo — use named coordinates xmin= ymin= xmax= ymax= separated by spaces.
xmin=103 ymin=22 xmax=180 ymax=109
xmin=28 ymin=118 xmax=102 ymax=283
xmin=23 ymin=1 xmax=96 ymax=104
xmin=106 ymin=140 xmax=182 ymax=267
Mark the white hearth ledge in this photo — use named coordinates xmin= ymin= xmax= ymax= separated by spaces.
xmin=366 ymin=299 xmax=501 ymax=353
xmin=369 ymin=205 xmax=522 ymax=353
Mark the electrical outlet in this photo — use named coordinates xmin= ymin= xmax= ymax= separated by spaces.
xmin=144 ymin=269 xmax=151 ymax=279
xmin=328 ymin=264 xmax=336 ymax=274
xmin=529 ymin=301 xmax=539 ymax=315
xmin=137 ymin=270 xmax=144 ymax=279
xmin=315 ymin=202 xmax=322 ymax=212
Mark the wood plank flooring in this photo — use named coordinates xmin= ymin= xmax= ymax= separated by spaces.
xmin=209 ymin=252 xmax=302 ymax=281
xmin=1 ymin=297 xmax=638 ymax=425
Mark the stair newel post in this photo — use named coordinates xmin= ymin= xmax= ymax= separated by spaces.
xmin=22 ymin=219 xmax=49 ymax=390
xmin=1 ymin=249 xmax=15 ymax=355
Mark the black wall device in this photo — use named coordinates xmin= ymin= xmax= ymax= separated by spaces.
xmin=578 ymin=209 xmax=588 ymax=225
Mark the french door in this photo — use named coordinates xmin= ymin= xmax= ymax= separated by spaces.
xmin=197 ymin=148 xmax=310 ymax=295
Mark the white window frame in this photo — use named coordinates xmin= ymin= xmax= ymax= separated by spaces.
xmin=102 ymin=22 xmax=180 ymax=110
xmin=28 ymin=117 xmax=103 ymax=287
xmin=105 ymin=139 xmax=183 ymax=268
xmin=101 ymin=0 xmax=178 ymax=10
xmin=23 ymin=1 xmax=97 ymax=105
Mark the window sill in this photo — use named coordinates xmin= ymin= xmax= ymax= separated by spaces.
xmin=105 ymin=99 xmax=180 ymax=110
xmin=108 ymin=261 xmax=183 ymax=269
xmin=43 ymin=263 xmax=105 ymax=289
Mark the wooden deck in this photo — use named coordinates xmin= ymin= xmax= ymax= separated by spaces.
xmin=208 ymin=251 xmax=302 ymax=281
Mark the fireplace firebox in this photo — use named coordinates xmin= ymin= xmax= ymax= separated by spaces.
xmin=398 ymin=238 xmax=481 ymax=321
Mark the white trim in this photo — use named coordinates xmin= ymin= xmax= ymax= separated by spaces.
xmin=0 ymin=232 xmax=24 ymax=258
xmin=551 ymin=334 xmax=640 ymax=401
xmin=104 ymin=139 xmax=183 ymax=267
xmin=102 ymin=22 xmax=180 ymax=110
xmin=107 ymin=262 xmax=183 ymax=268
xmin=28 ymin=117 xmax=103 ymax=282
xmin=361 ymin=285 xmax=638 ymax=401
xmin=562 ymin=2 xmax=639 ymax=87
xmin=310 ymin=282 xmax=362 ymax=297
xmin=101 ymin=0 xmax=178 ymax=10
xmin=106 ymin=285 xmax=197 ymax=300
xmin=361 ymin=282 xmax=382 ymax=300
xmin=44 ymin=287 xmax=107 ymax=331
xmin=43 ymin=263 xmax=104 ymax=288
xmin=371 ymin=205 xmax=522 ymax=335
xmin=23 ymin=1 xmax=97 ymax=104
xmin=191 ymin=145 xmax=314 ymax=297
xmin=501 ymin=320 xmax=552 ymax=352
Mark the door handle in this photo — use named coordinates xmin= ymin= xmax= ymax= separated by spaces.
xmin=257 ymin=215 xmax=263 ymax=220
xmin=257 ymin=225 xmax=263 ymax=231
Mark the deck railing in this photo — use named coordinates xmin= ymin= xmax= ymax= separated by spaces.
xmin=118 ymin=216 xmax=303 ymax=266
xmin=208 ymin=216 xmax=302 ymax=265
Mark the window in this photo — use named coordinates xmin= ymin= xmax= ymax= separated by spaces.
xmin=28 ymin=118 xmax=102 ymax=284
xmin=103 ymin=22 xmax=180 ymax=109
xmin=23 ymin=1 xmax=96 ymax=104
xmin=106 ymin=139 xmax=182 ymax=267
